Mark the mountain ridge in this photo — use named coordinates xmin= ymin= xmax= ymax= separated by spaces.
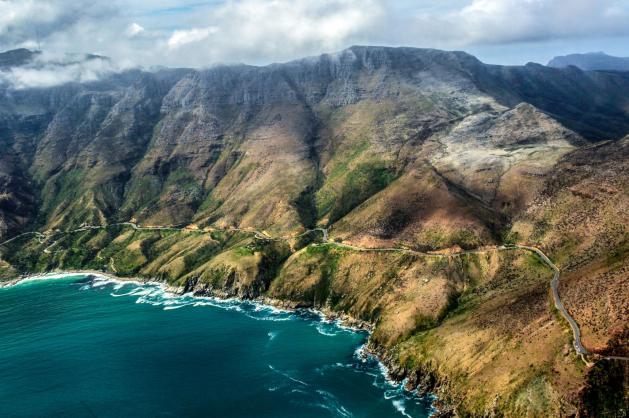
xmin=0 ymin=45 xmax=627 ymax=417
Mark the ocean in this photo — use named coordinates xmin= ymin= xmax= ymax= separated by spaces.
xmin=0 ymin=274 xmax=433 ymax=417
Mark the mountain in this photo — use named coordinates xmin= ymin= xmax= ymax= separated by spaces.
xmin=0 ymin=48 xmax=108 ymax=69
xmin=548 ymin=52 xmax=629 ymax=71
xmin=0 ymin=46 xmax=627 ymax=417
xmin=1 ymin=46 xmax=628 ymax=240
xmin=0 ymin=48 xmax=39 ymax=68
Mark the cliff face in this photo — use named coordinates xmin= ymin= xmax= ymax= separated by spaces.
xmin=1 ymin=46 xmax=629 ymax=242
xmin=0 ymin=46 xmax=628 ymax=417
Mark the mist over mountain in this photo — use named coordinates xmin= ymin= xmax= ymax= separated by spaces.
xmin=548 ymin=52 xmax=629 ymax=71
xmin=0 ymin=48 xmax=40 ymax=68
xmin=0 ymin=49 xmax=118 ymax=89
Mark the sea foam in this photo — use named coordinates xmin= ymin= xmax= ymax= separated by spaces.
xmin=10 ymin=273 xmax=433 ymax=416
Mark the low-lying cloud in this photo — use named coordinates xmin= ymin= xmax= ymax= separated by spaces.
xmin=0 ymin=52 xmax=124 ymax=89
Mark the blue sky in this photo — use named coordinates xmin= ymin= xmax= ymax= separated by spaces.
xmin=1 ymin=0 xmax=628 ymax=67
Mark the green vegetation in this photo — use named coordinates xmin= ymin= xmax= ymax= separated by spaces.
xmin=121 ymin=176 xmax=162 ymax=213
xmin=416 ymin=228 xmax=484 ymax=251
xmin=451 ymin=229 xmax=482 ymax=250
xmin=605 ymin=238 xmax=628 ymax=267
xmin=292 ymin=229 xmax=325 ymax=250
xmin=502 ymin=230 xmax=521 ymax=246
xmin=326 ymin=140 xmax=369 ymax=182
xmin=0 ymin=260 xmax=17 ymax=279
xmin=233 ymin=246 xmax=254 ymax=257
xmin=531 ymin=219 xmax=551 ymax=241
xmin=39 ymin=169 xmax=85 ymax=219
xmin=328 ymin=162 xmax=397 ymax=224
xmin=0 ymin=218 xmax=623 ymax=418
xmin=314 ymin=137 xmax=369 ymax=217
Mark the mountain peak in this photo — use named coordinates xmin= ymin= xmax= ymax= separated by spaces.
xmin=0 ymin=48 xmax=40 ymax=69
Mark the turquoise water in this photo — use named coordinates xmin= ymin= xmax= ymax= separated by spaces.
xmin=0 ymin=275 xmax=433 ymax=417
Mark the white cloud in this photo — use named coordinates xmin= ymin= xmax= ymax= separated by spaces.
xmin=161 ymin=0 xmax=383 ymax=65
xmin=0 ymin=0 xmax=117 ymax=49
xmin=0 ymin=52 xmax=124 ymax=89
xmin=409 ymin=0 xmax=629 ymax=46
xmin=167 ymin=27 xmax=217 ymax=49
xmin=0 ymin=0 xmax=59 ymax=35
xmin=0 ymin=0 xmax=628 ymax=69
xmin=126 ymin=23 xmax=145 ymax=38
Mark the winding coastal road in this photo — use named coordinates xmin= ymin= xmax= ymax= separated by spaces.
xmin=0 ymin=231 xmax=46 ymax=247
xmin=1 ymin=222 xmax=626 ymax=363
xmin=517 ymin=246 xmax=590 ymax=362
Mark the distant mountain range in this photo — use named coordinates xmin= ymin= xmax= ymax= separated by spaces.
xmin=548 ymin=51 xmax=629 ymax=71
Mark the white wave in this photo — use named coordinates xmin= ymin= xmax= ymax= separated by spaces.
xmin=243 ymin=312 xmax=291 ymax=322
xmin=260 ymin=303 xmax=291 ymax=315
xmin=314 ymin=322 xmax=338 ymax=337
xmin=363 ymin=347 xmax=397 ymax=387
xmin=10 ymin=272 xmax=87 ymax=286
xmin=354 ymin=343 xmax=369 ymax=362
xmin=315 ymin=390 xmax=354 ymax=418
xmin=194 ymin=301 xmax=243 ymax=313
xmin=290 ymin=389 xmax=308 ymax=395
xmin=113 ymin=282 xmax=126 ymax=291
xmin=333 ymin=318 xmax=365 ymax=333
xmin=384 ymin=389 xmax=399 ymax=400
xmin=392 ymin=399 xmax=413 ymax=418
xmin=100 ymin=282 xmax=294 ymax=322
xmin=268 ymin=365 xmax=308 ymax=387
xmin=9 ymin=271 xmax=434 ymax=416
xmin=91 ymin=278 xmax=117 ymax=288
xmin=163 ymin=305 xmax=185 ymax=311
xmin=110 ymin=287 xmax=151 ymax=297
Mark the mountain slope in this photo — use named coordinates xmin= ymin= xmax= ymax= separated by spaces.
xmin=513 ymin=137 xmax=629 ymax=354
xmin=1 ymin=46 xmax=628 ymax=242
xmin=0 ymin=46 xmax=627 ymax=417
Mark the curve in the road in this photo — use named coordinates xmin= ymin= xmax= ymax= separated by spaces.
xmin=516 ymin=246 xmax=590 ymax=364
xmin=3 ymin=223 xmax=627 ymax=363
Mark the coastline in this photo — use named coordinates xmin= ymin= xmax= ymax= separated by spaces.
xmin=1 ymin=269 xmax=443 ymax=417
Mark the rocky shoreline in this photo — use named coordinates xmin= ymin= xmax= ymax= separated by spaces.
xmin=2 ymin=269 xmax=448 ymax=417
xmin=371 ymin=345 xmax=457 ymax=418
xmin=174 ymin=279 xmax=451 ymax=416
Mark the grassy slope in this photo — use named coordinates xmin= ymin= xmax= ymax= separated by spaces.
xmin=2 ymin=138 xmax=626 ymax=418
xmin=395 ymin=251 xmax=584 ymax=417
xmin=512 ymin=138 xmax=629 ymax=356
xmin=1 ymin=225 xmax=610 ymax=417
